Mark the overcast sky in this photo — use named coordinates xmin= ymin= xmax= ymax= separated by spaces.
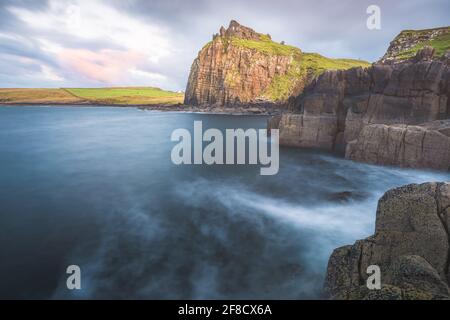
xmin=0 ymin=0 xmax=448 ymax=90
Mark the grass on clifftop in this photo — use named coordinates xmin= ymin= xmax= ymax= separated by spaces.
xmin=0 ymin=87 xmax=184 ymax=105
xmin=230 ymin=35 xmax=301 ymax=56
xmin=395 ymin=27 xmax=450 ymax=60
xmin=66 ymin=87 xmax=184 ymax=105
xmin=0 ymin=88 xmax=85 ymax=104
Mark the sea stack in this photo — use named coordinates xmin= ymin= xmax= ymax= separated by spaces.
xmin=184 ymin=20 xmax=369 ymax=107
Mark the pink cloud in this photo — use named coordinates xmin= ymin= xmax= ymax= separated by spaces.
xmin=58 ymin=49 xmax=145 ymax=84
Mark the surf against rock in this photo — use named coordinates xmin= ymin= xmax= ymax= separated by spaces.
xmin=171 ymin=121 xmax=279 ymax=175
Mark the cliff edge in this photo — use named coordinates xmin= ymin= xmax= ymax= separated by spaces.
xmin=269 ymin=45 xmax=450 ymax=170
xmin=380 ymin=26 xmax=450 ymax=63
xmin=325 ymin=182 xmax=450 ymax=300
xmin=185 ymin=20 xmax=369 ymax=106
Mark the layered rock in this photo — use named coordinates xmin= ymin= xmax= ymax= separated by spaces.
xmin=346 ymin=120 xmax=450 ymax=171
xmin=185 ymin=20 xmax=369 ymax=106
xmin=268 ymin=46 xmax=450 ymax=170
xmin=324 ymin=182 xmax=450 ymax=300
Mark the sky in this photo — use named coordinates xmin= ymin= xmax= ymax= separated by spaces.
xmin=0 ymin=0 xmax=448 ymax=91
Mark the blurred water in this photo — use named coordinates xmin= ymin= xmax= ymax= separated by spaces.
xmin=0 ymin=106 xmax=449 ymax=299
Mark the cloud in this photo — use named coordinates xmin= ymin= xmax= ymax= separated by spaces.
xmin=57 ymin=48 xmax=145 ymax=84
xmin=1 ymin=0 xmax=177 ymax=88
xmin=0 ymin=0 xmax=449 ymax=89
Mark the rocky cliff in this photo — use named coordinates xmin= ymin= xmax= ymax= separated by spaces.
xmin=324 ymin=182 xmax=450 ymax=300
xmin=185 ymin=20 xmax=369 ymax=106
xmin=269 ymin=45 xmax=450 ymax=170
xmin=380 ymin=26 xmax=450 ymax=63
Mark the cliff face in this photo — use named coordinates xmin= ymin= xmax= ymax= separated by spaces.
xmin=325 ymin=182 xmax=450 ymax=300
xmin=185 ymin=20 xmax=300 ymax=106
xmin=380 ymin=26 xmax=450 ymax=63
xmin=269 ymin=46 xmax=450 ymax=170
xmin=346 ymin=121 xmax=450 ymax=171
xmin=185 ymin=20 xmax=369 ymax=106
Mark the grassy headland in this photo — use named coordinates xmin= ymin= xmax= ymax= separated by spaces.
xmin=212 ymin=31 xmax=370 ymax=102
xmin=65 ymin=87 xmax=184 ymax=105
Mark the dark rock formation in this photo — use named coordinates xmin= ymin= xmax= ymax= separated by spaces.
xmin=324 ymin=182 xmax=450 ymax=300
xmin=268 ymin=47 xmax=450 ymax=170
xmin=346 ymin=120 xmax=450 ymax=171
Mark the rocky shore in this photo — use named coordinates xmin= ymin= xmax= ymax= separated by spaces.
xmin=268 ymin=46 xmax=450 ymax=170
xmin=138 ymin=102 xmax=283 ymax=115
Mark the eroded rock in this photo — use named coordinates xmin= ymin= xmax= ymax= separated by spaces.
xmin=324 ymin=182 xmax=450 ymax=300
xmin=270 ymin=47 xmax=450 ymax=170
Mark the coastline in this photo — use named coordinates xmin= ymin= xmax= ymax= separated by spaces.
xmin=0 ymin=102 xmax=283 ymax=116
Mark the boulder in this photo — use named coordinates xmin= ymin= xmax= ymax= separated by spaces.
xmin=324 ymin=182 xmax=450 ymax=300
xmin=345 ymin=120 xmax=450 ymax=170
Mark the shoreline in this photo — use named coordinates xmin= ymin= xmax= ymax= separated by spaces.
xmin=0 ymin=102 xmax=283 ymax=116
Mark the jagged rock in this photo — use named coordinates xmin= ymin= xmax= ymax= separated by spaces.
xmin=269 ymin=46 xmax=450 ymax=170
xmin=346 ymin=120 xmax=450 ymax=170
xmin=324 ymin=182 xmax=450 ymax=300
xmin=380 ymin=26 xmax=450 ymax=63
xmin=413 ymin=46 xmax=435 ymax=62
xmin=326 ymin=191 xmax=368 ymax=203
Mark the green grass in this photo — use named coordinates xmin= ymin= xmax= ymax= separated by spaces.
xmin=263 ymin=53 xmax=370 ymax=101
xmin=0 ymin=87 xmax=184 ymax=105
xmin=392 ymin=27 xmax=450 ymax=60
xmin=209 ymin=31 xmax=370 ymax=102
xmin=65 ymin=87 xmax=184 ymax=105
xmin=230 ymin=35 xmax=301 ymax=56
